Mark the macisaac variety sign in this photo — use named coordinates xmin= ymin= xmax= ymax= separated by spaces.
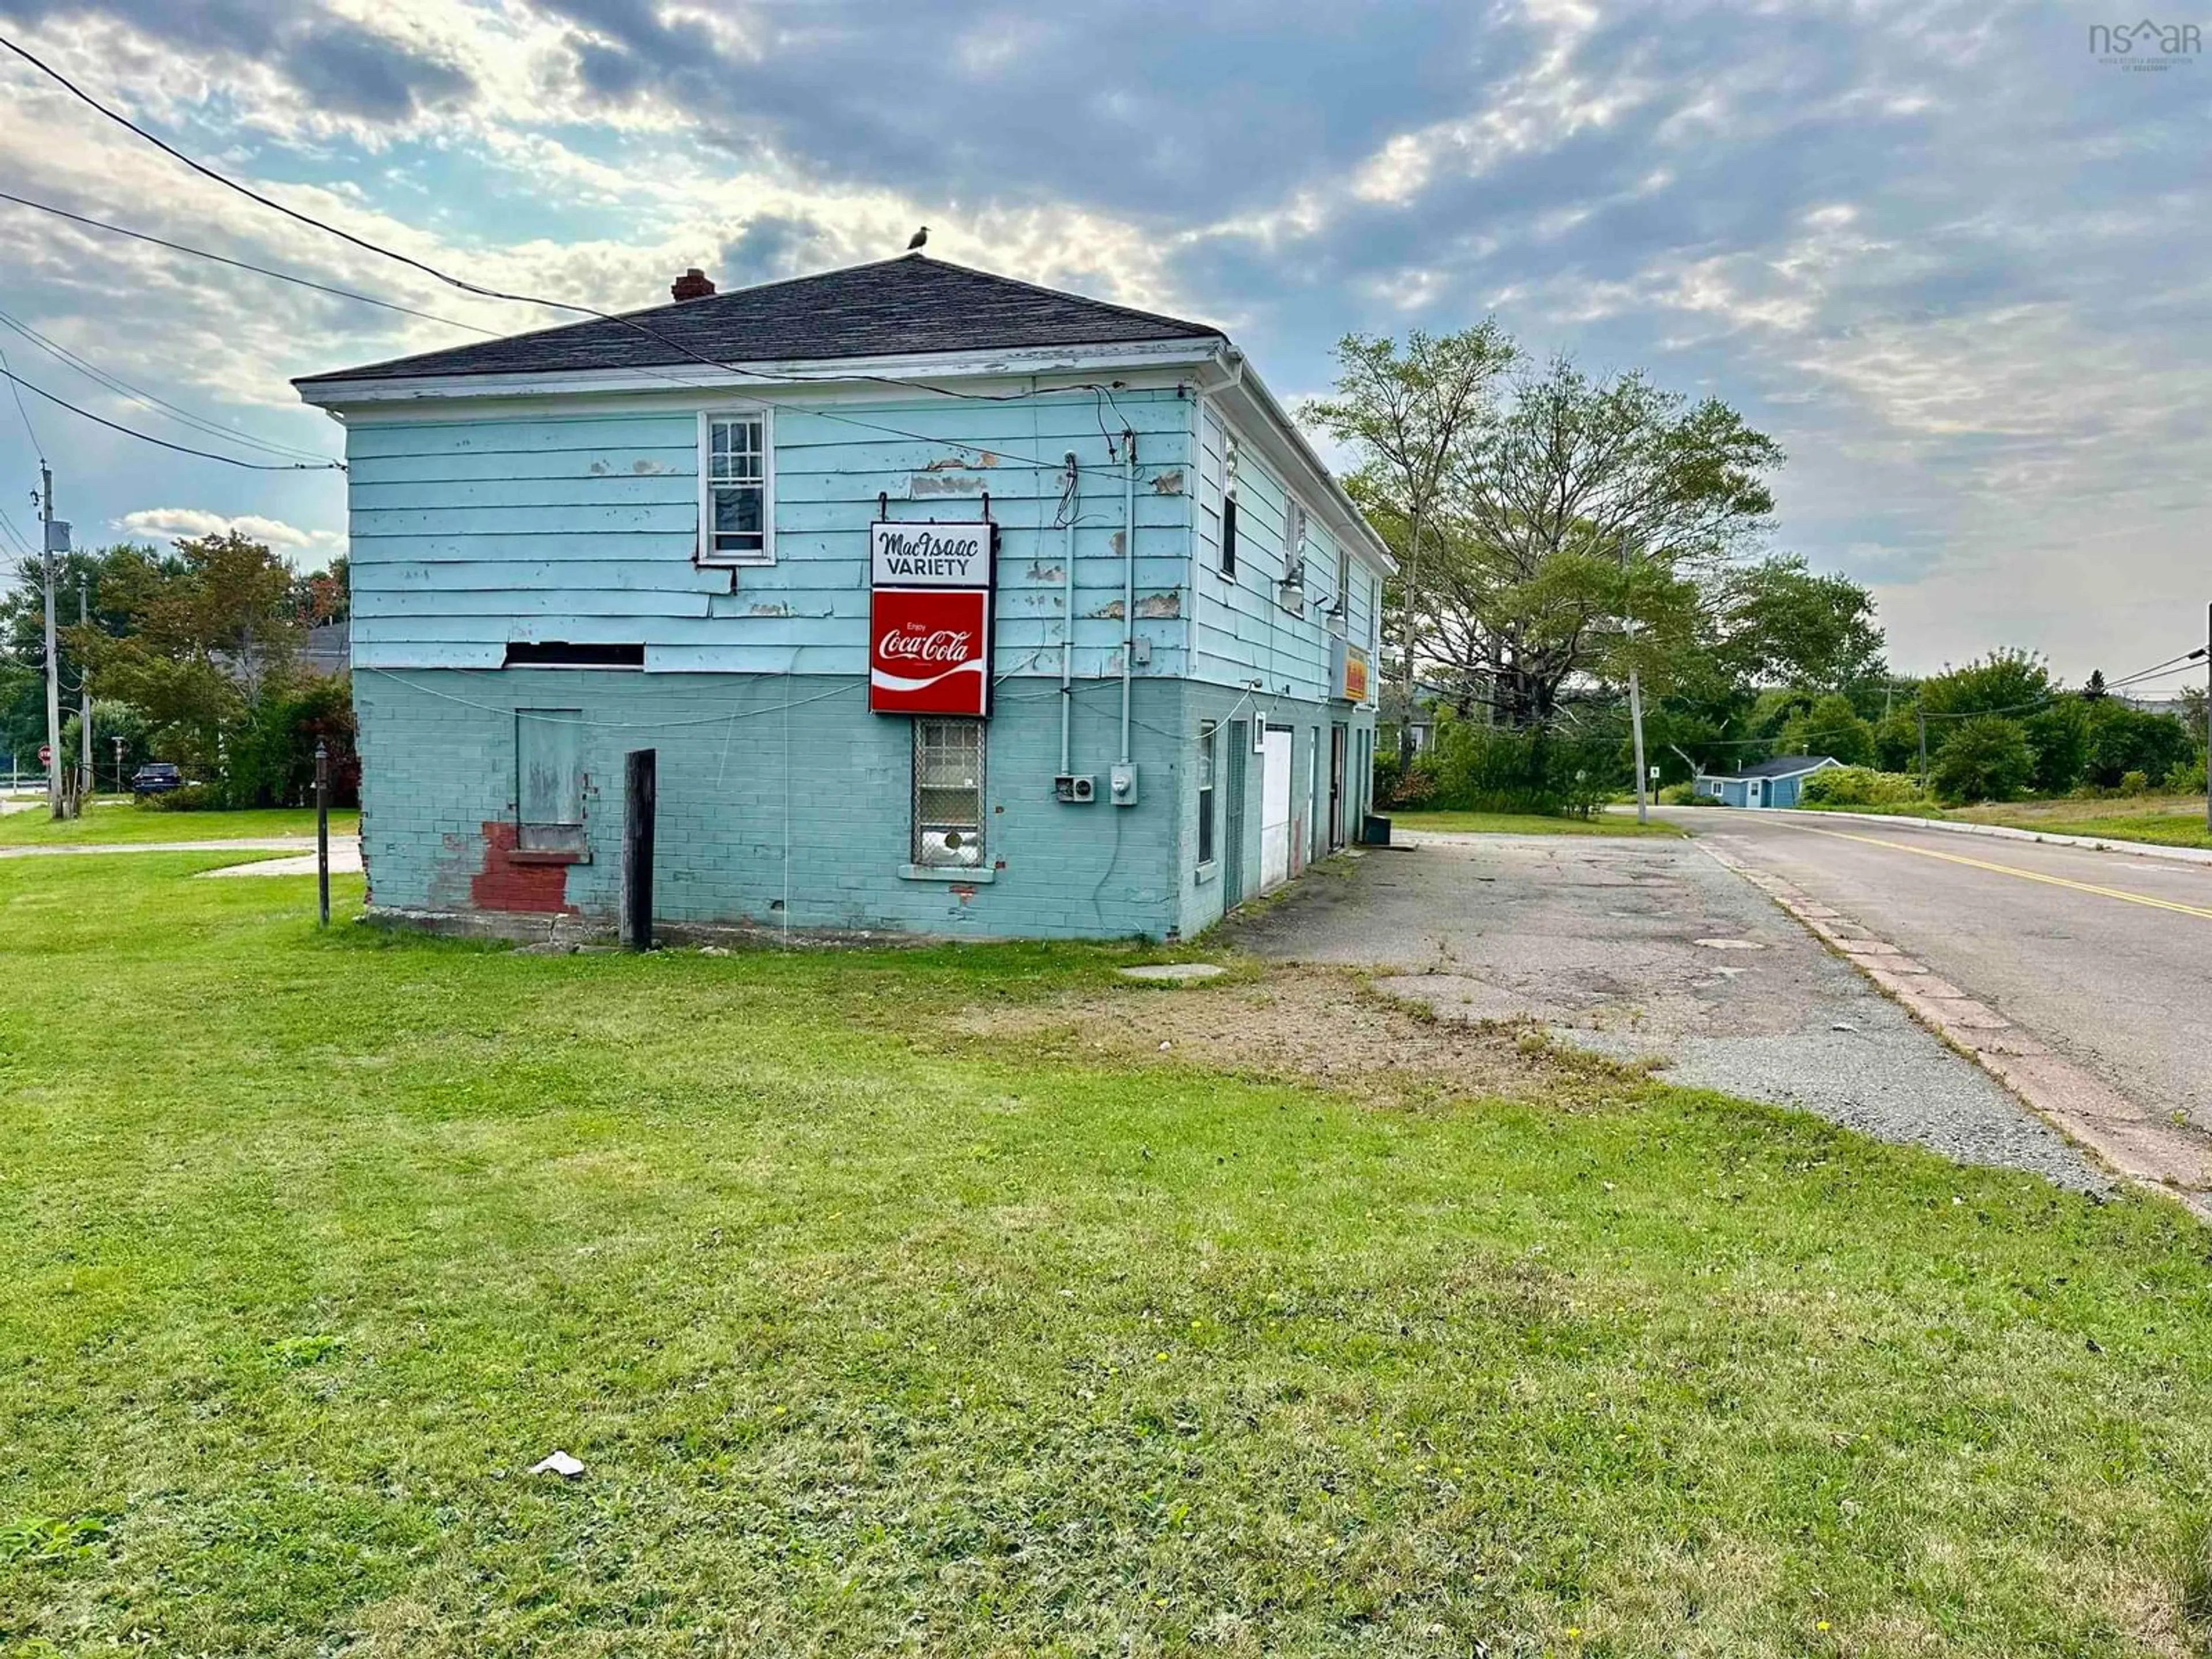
xmin=869 ymin=520 xmax=994 ymax=717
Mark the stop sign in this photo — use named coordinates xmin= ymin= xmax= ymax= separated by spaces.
xmin=36 ymin=744 xmax=51 ymax=767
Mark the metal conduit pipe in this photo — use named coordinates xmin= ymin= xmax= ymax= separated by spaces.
xmin=1119 ymin=429 xmax=1137 ymax=767
xmin=1059 ymin=450 xmax=1077 ymax=777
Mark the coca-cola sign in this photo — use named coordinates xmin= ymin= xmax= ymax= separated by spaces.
xmin=870 ymin=586 xmax=991 ymax=716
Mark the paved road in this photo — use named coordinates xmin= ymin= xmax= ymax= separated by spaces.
xmin=1226 ymin=832 xmax=2103 ymax=1190
xmin=1674 ymin=810 xmax=2212 ymax=1130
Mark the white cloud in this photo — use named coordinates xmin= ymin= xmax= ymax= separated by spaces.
xmin=114 ymin=508 xmax=344 ymax=558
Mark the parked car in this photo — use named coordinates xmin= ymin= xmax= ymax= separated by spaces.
xmin=131 ymin=763 xmax=185 ymax=796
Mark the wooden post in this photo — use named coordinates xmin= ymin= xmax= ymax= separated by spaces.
xmin=314 ymin=738 xmax=330 ymax=928
xmin=622 ymin=748 xmax=656 ymax=952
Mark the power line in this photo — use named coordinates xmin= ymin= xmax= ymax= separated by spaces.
xmin=0 ymin=365 xmax=344 ymax=471
xmin=1680 ymin=645 xmax=2212 ymax=756
xmin=0 ymin=191 xmax=503 ymax=337
xmin=0 ymin=340 xmax=44 ymax=463
xmin=0 ymin=305 xmax=336 ymax=464
xmin=0 ymin=35 xmax=1174 ymax=469
xmin=2104 ymin=650 xmax=2206 ymax=691
xmin=0 ymin=503 xmax=35 ymax=559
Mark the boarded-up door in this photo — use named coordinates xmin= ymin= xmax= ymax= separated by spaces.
xmin=1223 ymin=722 xmax=1249 ymax=904
xmin=518 ymin=709 xmax=586 ymax=854
xmin=1260 ymin=725 xmax=1293 ymax=890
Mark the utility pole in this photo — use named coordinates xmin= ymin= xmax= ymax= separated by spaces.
xmin=1628 ymin=664 xmax=1649 ymax=824
xmin=2205 ymin=603 xmax=2210 ymax=836
xmin=77 ymin=562 xmax=92 ymax=804
xmin=1619 ymin=532 xmax=1649 ymax=824
xmin=38 ymin=463 xmax=64 ymax=820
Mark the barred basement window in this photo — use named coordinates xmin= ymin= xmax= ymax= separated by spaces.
xmin=700 ymin=411 xmax=772 ymax=564
xmin=1196 ymin=720 xmax=1217 ymax=867
xmin=912 ymin=718 xmax=985 ymax=869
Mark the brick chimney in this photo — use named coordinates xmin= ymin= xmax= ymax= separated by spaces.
xmin=670 ymin=268 xmax=716 ymax=302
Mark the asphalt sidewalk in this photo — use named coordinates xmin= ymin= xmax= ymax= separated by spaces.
xmin=0 ymin=836 xmax=344 ymax=859
xmin=1225 ymin=831 xmax=2105 ymax=1192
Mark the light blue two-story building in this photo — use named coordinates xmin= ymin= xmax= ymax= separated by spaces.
xmin=296 ymin=253 xmax=1389 ymax=942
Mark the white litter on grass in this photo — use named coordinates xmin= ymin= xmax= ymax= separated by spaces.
xmin=528 ymin=1450 xmax=586 ymax=1478
xmin=1118 ymin=963 xmax=1226 ymax=983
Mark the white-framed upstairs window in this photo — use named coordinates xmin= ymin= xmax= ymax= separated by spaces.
xmin=699 ymin=409 xmax=774 ymax=565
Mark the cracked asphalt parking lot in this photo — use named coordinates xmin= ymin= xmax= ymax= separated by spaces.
xmin=1225 ymin=831 xmax=2104 ymax=1192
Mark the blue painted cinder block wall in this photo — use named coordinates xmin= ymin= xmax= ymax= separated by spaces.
xmin=342 ymin=376 xmax=1378 ymax=941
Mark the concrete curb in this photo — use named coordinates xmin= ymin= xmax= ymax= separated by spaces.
xmin=1698 ymin=837 xmax=2212 ymax=1215
xmin=1736 ymin=808 xmax=2212 ymax=868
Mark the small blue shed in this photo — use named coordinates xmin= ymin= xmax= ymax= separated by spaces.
xmin=1696 ymin=755 xmax=1843 ymax=809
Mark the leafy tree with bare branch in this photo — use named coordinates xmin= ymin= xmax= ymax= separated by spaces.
xmin=1435 ymin=357 xmax=1784 ymax=725
xmin=1303 ymin=324 xmax=1517 ymax=758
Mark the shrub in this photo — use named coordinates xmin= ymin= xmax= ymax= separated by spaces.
xmin=2166 ymin=759 xmax=2207 ymax=795
xmin=1428 ymin=724 xmax=1620 ymax=818
xmin=1385 ymin=755 xmax=1439 ymax=810
xmin=1798 ymin=766 xmax=1929 ymax=808
xmin=1931 ymin=716 xmax=2035 ymax=804
xmin=1656 ymin=782 xmax=1699 ymax=806
xmin=2119 ymin=770 xmax=2151 ymax=797
xmin=142 ymin=783 xmax=221 ymax=812
xmin=216 ymin=677 xmax=359 ymax=810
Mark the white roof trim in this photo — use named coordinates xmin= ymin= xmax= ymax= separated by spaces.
xmin=295 ymin=337 xmax=1221 ymax=408
xmin=1203 ymin=347 xmax=1395 ymax=577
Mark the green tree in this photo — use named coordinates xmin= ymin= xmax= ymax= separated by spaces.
xmin=1305 ymin=325 xmax=1518 ymax=760
xmin=1932 ymin=715 xmax=2035 ymax=803
xmin=2082 ymin=699 xmax=2192 ymax=790
xmin=1780 ymin=692 xmax=1875 ymax=765
xmin=1715 ymin=558 xmax=1886 ymax=693
xmin=74 ymin=533 xmax=304 ymax=778
xmin=1874 ymin=704 xmax=1922 ymax=774
xmin=1920 ymin=649 xmax=2051 ymax=719
xmin=1433 ymin=357 xmax=1785 ymax=726
xmin=2024 ymin=700 xmax=2090 ymax=793
xmin=0 ymin=543 xmax=158 ymax=764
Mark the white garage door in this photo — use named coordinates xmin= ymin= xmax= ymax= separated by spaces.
xmin=1260 ymin=726 xmax=1293 ymax=890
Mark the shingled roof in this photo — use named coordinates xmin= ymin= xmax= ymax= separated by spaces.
xmin=1725 ymin=755 xmax=1840 ymax=779
xmin=296 ymin=254 xmax=1225 ymax=387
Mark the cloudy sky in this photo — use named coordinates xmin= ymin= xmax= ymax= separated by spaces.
xmin=0 ymin=0 xmax=2203 ymax=685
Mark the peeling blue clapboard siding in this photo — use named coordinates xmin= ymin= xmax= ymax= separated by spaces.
xmin=1190 ymin=400 xmax=1333 ymax=700
xmin=346 ymin=389 xmax=1195 ymax=678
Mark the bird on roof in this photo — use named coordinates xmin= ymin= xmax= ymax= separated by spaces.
xmin=906 ymin=226 xmax=929 ymax=252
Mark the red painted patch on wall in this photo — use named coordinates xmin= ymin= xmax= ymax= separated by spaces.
xmin=470 ymin=820 xmax=578 ymax=913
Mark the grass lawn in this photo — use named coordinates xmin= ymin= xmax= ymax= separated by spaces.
xmin=1388 ymin=809 xmax=1685 ymax=838
xmin=1949 ymin=795 xmax=2212 ymax=850
xmin=0 ymin=801 xmax=358 ymax=846
xmin=6 ymin=859 xmax=2212 ymax=1655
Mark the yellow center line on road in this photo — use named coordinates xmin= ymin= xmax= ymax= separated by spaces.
xmin=1771 ymin=821 xmax=2212 ymax=922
